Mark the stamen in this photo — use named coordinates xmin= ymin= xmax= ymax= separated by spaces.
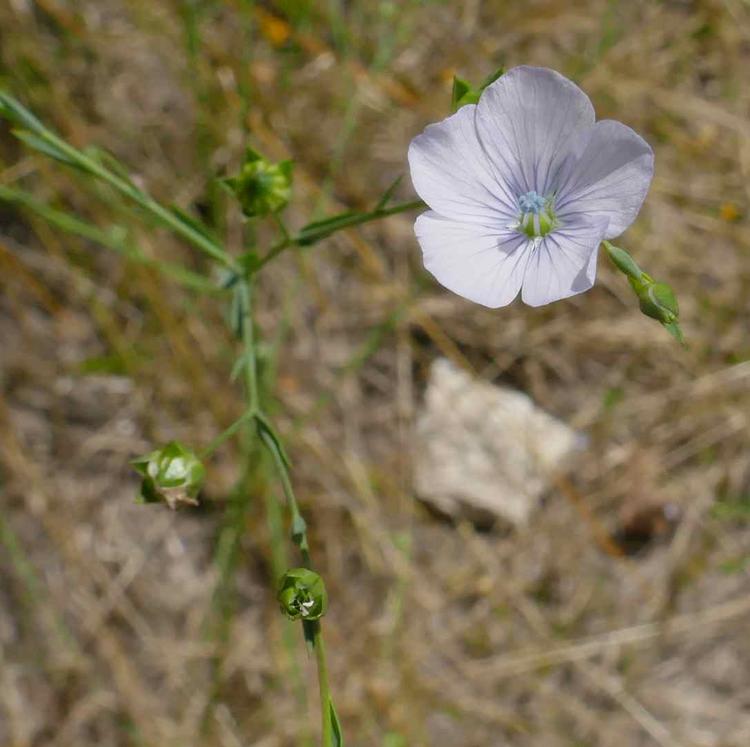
xmin=517 ymin=191 xmax=556 ymax=238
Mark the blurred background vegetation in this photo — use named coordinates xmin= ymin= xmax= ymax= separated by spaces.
xmin=1 ymin=1 xmax=750 ymax=745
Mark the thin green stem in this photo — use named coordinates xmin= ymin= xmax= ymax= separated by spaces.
xmin=238 ymin=279 xmax=261 ymax=411
xmin=256 ymin=198 xmax=425 ymax=272
xmin=199 ymin=407 xmax=256 ymax=459
xmin=1 ymin=92 xmax=235 ymax=269
xmin=312 ymin=621 xmax=333 ymax=746
xmin=43 ymin=130 xmax=236 ymax=269
xmin=0 ymin=185 xmax=222 ymax=294
xmin=0 ymin=92 xmax=430 ymax=747
xmin=260 ymin=426 xmax=312 ymax=565
xmin=240 ymin=272 xmax=335 ymax=745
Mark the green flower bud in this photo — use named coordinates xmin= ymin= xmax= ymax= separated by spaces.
xmin=131 ymin=441 xmax=205 ymax=509
xmin=277 ymin=568 xmax=328 ymax=621
xmin=604 ymin=241 xmax=685 ymax=344
xmin=223 ymin=147 xmax=292 ymax=218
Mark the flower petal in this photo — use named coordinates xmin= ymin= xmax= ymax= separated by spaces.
xmin=475 ymin=66 xmax=595 ymax=196
xmin=408 ymin=104 xmax=518 ymax=226
xmin=415 ymin=211 xmax=530 ymax=308
xmin=521 ymin=217 xmax=609 ymax=307
xmin=554 ymin=120 xmax=654 ymax=239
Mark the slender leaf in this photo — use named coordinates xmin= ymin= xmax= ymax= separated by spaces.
xmin=11 ymin=130 xmax=78 ymax=167
xmin=329 ymin=699 xmax=344 ymax=747
xmin=0 ymin=91 xmax=46 ymax=133
xmin=0 ymin=185 xmax=218 ymax=293
xmin=375 ymin=175 xmax=403 ymax=211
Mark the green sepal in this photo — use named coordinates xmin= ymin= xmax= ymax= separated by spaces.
xmin=662 ymin=320 xmax=685 ymax=344
xmin=451 ymin=66 xmax=506 ymax=111
xmin=243 ymin=146 xmax=263 ymax=163
xmin=637 ymin=281 xmax=679 ymax=323
xmin=451 ymin=76 xmax=475 ymax=111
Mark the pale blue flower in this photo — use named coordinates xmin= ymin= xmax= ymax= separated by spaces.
xmin=408 ymin=66 xmax=654 ymax=307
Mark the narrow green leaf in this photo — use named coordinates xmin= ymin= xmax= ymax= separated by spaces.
xmin=290 ymin=513 xmax=308 ymax=549
xmin=0 ymin=92 xmax=46 ymax=133
xmin=12 ymin=130 xmax=78 ymax=167
xmin=84 ymin=145 xmax=137 ymax=184
xmin=297 ymin=211 xmax=358 ymax=245
xmin=0 ymin=185 xmax=217 ymax=293
xmin=169 ymin=204 xmax=218 ymax=242
xmin=256 ymin=413 xmax=292 ymax=468
xmin=230 ymin=352 xmax=250 ymax=382
xmin=375 ymin=175 xmax=403 ymax=211
xmin=229 ymin=285 xmax=245 ymax=339
xmin=329 ymin=699 xmax=344 ymax=747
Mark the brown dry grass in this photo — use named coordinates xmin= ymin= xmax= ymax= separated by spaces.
xmin=1 ymin=1 xmax=750 ymax=746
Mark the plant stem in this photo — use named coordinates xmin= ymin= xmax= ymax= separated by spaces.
xmin=241 ymin=278 xmax=335 ymax=745
xmin=255 ymin=198 xmax=425 ymax=272
xmin=20 ymin=116 xmax=237 ymax=269
xmin=311 ymin=620 xmax=333 ymax=746
xmin=238 ymin=279 xmax=261 ymax=411
xmin=0 ymin=185 xmax=222 ymax=294
xmin=199 ymin=407 xmax=256 ymax=459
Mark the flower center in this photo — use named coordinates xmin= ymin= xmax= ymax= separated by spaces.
xmin=517 ymin=190 xmax=557 ymax=238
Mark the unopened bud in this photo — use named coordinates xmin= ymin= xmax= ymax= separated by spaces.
xmin=222 ymin=147 xmax=292 ymax=218
xmin=604 ymin=241 xmax=684 ymax=344
xmin=131 ymin=441 xmax=205 ymax=509
xmin=277 ymin=568 xmax=328 ymax=621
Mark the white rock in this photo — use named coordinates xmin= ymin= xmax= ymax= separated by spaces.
xmin=415 ymin=358 xmax=584 ymax=527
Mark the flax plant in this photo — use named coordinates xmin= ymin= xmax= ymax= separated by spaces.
xmin=0 ymin=65 xmax=681 ymax=746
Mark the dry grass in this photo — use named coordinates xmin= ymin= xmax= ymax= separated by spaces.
xmin=1 ymin=1 xmax=750 ymax=745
